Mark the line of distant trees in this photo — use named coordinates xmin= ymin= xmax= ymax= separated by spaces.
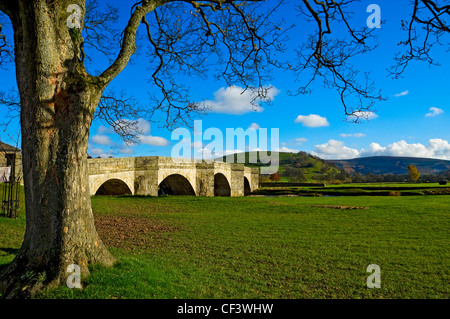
xmin=264 ymin=165 xmax=450 ymax=185
xmin=277 ymin=152 xmax=450 ymax=184
xmin=264 ymin=170 xmax=450 ymax=184
xmin=347 ymin=171 xmax=450 ymax=184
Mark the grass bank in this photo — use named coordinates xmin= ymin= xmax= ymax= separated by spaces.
xmin=0 ymin=192 xmax=449 ymax=298
xmin=253 ymin=182 xmax=450 ymax=197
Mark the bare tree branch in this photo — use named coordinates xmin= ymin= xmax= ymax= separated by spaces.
xmin=292 ymin=0 xmax=385 ymax=121
xmin=95 ymin=90 xmax=148 ymax=143
xmin=82 ymin=0 xmax=120 ymax=65
xmin=136 ymin=0 xmax=287 ymax=129
xmin=0 ymin=12 xmax=14 ymax=69
xmin=389 ymin=0 xmax=450 ymax=78
xmin=98 ymin=0 xmax=169 ymax=86
xmin=0 ymin=88 xmax=20 ymax=128
xmin=3 ymin=0 xmax=449 ymax=134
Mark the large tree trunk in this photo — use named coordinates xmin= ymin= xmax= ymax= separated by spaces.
xmin=0 ymin=0 xmax=116 ymax=298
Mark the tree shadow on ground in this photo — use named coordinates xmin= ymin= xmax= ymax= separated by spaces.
xmin=0 ymin=247 xmax=19 ymax=272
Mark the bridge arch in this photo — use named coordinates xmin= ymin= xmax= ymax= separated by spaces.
xmin=95 ymin=178 xmax=133 ymax=196
xmin=158 ymin=174 xmax=196 ymax=196
xmin=244 ymin=177 xmax=251 ymax=196
xmin=214 ymin=173 xmax=231 ymax=197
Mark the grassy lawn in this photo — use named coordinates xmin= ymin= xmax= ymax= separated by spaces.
xmin=329 ymin=182 xmax=449 ymax=188
xmin=0 ymin=190 xmax=449 ymax=299
xmin=255 ymin=182 xmax=450 ymax=197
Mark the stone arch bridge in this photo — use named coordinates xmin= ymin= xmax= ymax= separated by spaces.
xmin=88 ymin=156 xmax=259 ymax=197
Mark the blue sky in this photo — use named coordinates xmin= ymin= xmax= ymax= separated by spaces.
xmin=0 ymin=0 xmax=449 ymax=160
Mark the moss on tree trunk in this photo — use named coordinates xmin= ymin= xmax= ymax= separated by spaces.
xmin=0 ymin=0 xmax=116 ymax=298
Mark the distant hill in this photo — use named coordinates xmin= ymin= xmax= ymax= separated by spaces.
xmin=328 ymin=156 xmax=450 ymax=175
xmin=219 ymin=152 xmax=450 ymax=179
xmin=220 ymin=151 xmax=342 ymax=181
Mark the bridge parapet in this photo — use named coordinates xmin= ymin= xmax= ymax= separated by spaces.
xmin=88 ymin=156 xmax=259 ymax=197
xmin=133 ymin=156 xmax=160 ymax=170
xmin=88 ymin=157 xmax=135 ymax=174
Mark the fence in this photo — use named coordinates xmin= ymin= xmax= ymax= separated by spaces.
xmin=0 ymin=153 xmax=21 ymax=218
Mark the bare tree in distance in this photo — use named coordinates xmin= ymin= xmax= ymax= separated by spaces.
xmin=0 ymin=0 xmax=448 ymax=297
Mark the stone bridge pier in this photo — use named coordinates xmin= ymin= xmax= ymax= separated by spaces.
xmin=88 ymin=156 xmax=259 ymax=197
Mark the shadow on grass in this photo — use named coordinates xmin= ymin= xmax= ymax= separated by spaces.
xmin=0 ymin=248 xmax=19 ymax=273
xmin=0 ymin=248 xmax=19 ymax=255
xmin=93 ymin=194 xmax=158 ymax=199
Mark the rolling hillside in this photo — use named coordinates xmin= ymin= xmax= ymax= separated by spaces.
xmin=220 ymin=152 xmax=450 ymax=182
xmin=221 ymin=151 xmax=342 ymax=181
xmin=328 ymin=156 xmax=450 ymax=175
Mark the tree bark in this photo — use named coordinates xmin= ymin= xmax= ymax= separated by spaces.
xmin=0 ymin=0 xmax=116 ymax=298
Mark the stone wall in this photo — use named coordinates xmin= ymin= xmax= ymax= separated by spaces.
xmin=87 ymin=156 xmax=259 ymax=197
xmin=11 ymin=155 xmax=260 ymax=196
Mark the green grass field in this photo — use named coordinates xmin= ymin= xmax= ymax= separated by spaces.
xmin=328 ymin=182 xmax=449 ymax=188
xmin=254 ymin=182 xmax=450 ymax=197
xmin=1 ymin=190 xmax=448 ymax=299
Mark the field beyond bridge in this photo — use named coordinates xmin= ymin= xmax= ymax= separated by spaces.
xmin=254 ymin=182 xmax=450 ymax=197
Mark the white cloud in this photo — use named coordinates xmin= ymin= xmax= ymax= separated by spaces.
xmin=425 ymin=107 xmax=444 ymax=117
xmin=274 ymin=146 xmax=299 ymax=153
xmin=245 ymin=146 xmax=298 ymax=154
xmin=134 ymin=119 xmax=169 ymax=146
xmin=223 ymin=149 xmax=245 ymax=155
xmin=138 ymin=135 xmax=170 ymax=146
xmin=347 ymin=111 xmax=378 ymax=121
xmin=295 ymin=138 xmax=307 ymax=145
xmin=311 ymin=139 xmax=450 ymax=160
xmin=205 ymin=85 xmax=279 ymax=115
xmin=191 ymin=141 xmax=204 ymax=149
xmin=312 ymin=140 xmax=360 ymax=159
xmin=394 ymin=90 xmax=409 ymax=98
xmin=340 ymin=133 xmax=366 ymax=138
xmin=89 ymin=147 xmax=105 ymax=157
xmin=118 ymin=147 xmax=134 ymax=155
xmin=88 ymin=146 xmax=114 ymax=158
xmin=428 ymin=139 xmax=450 ymax=158
xmin=91 ymin=134 xmax=114 ymax=146
xmin=115 ymin=118 xmax=151 ymax=135
xmin=91 ymin=118 xmax=169 ymax=152
xmin=360 ymin=139 xmax=450 ymax=159
xmin=177 ymin=137 xmax=191 ymax=144
xmin=199 ymin=148 xmax=245 ymax=160
xmin=377 ymin=140 xmax=429 ymax=157
xmin=294 ymin=114 xmax=330 ymax=128
xmin=96 ymin=125 xmax=114 ymax=134
xmin=365 ymin=142 xmax=386 ymax=154
xmin=135 ymin=118 xmax=151 ymax=134
xmin=248 ymin=123 xmax=261 ymax=130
